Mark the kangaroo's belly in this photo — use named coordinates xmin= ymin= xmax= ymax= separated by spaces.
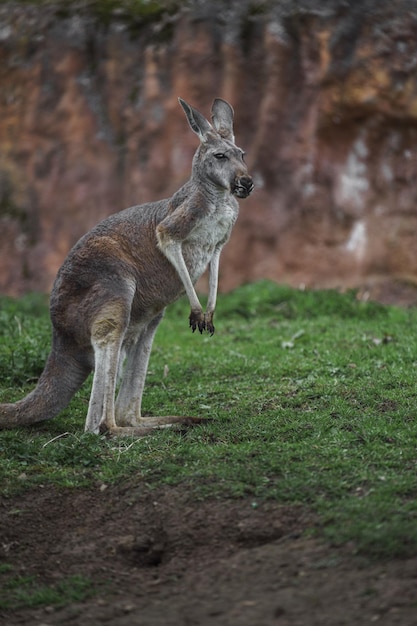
xmin=183 ymin=234 xmax=223 ymax=283
xmin=183 ymin=204 xmax=238 ymax=282
xmin=184 ymin=245 xmax=215 ymax=283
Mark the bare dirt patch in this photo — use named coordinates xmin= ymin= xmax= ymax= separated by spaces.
xmin=1 ymin=483 xmax=417 ymax=625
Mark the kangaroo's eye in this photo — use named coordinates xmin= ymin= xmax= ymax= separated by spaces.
xmin=214 ymin=153 xmax=227 ymax=160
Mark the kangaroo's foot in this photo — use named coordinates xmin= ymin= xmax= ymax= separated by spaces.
xmin=104 ymin=416 xmax=210 ymax=437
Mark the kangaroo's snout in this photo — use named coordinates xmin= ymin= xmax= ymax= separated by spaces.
xmin=232 ymin=175 xmax=254 ymax=199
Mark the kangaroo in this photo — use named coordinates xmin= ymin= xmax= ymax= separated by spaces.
xmin=0 ymin=98 xmax=253 ymax=436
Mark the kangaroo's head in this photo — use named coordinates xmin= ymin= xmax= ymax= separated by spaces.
xmin=179 ymin=97 xmax=254 ymax=199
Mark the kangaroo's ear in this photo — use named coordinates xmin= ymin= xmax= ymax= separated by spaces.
xmin=211 ymin=98 xmax=235 ymax=142
xmin=178 ymin=98 xmax=213 ymax=142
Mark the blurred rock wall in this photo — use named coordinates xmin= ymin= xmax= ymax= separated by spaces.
xmin=1 ymin=0 xmax=417 ymax=300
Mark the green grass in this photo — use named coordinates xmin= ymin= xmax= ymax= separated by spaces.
xmin=1 ymin=281 xmax=417 ymax=560
xmin=0 ymin=567 xmax=94 ymax=610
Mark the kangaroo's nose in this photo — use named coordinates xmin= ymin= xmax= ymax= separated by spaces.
xmin=233 ymin=175 xmax=254 ymax=199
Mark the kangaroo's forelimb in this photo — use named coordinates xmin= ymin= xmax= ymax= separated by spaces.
xmin=156 ymin=209 xmax=208 ymax=333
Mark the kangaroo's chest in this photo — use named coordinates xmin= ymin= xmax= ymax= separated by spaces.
xmin=187 ymin=200 xmax=238 ymax=247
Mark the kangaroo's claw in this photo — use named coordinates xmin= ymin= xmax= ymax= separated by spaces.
xmin=198 ymin=319 xmax=206 ymax=334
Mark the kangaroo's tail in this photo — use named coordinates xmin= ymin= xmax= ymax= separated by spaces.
xmin=0 ymin=334 xmax=91 ymax=430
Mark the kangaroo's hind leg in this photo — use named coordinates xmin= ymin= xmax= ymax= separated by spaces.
xmin=85 ymin=297 xmax=132 ymax=435
xmin=112 ymin=312 xmax=208 ymax=437
xmin=115 ymin=312 xmax=164 ymax=429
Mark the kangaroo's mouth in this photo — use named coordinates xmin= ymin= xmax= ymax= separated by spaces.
xmin=232 ymin=176 xmax=254 ymax=198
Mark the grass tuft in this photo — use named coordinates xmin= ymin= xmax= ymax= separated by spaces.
xmin=0 ymin=569 xmax=94 ymax=610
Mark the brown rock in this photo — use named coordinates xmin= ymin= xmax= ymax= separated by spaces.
xmin=1 ymin=1 xmax=417 ymax=302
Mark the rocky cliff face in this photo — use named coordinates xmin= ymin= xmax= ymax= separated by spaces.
xmin=1 ymin=1 xmax=417 ymax=302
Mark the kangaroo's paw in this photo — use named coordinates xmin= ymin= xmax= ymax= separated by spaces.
xmin=189 ymin=310 xmax=215 ymax=335
xmin=204 ymin=312 xmax=215 ymax=336
xmin=107 ymin=416 xmax=211 ymax=437
xmin=189 ymin=309 xmax=205 ymax=333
